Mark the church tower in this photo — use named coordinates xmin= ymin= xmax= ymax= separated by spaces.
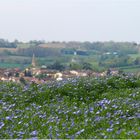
xmin=31 ymin=53 xmax=36 ymax=67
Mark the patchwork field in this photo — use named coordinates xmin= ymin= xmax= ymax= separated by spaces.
xmin=0 ymin=76 xmax=140 ymax=139
xmin=119 ymin=65 xmax=140 ymax=73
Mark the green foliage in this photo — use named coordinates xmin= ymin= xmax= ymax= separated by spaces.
xmin=0 ymin=76 xmax=140 ymax=138
xmin=0 ymin=39 xmax=17 ymax=48
xmin=82 ymin=62 xmax=93 ymax=70
xmin=134 ymin=57 xmax=140 ymax=65
xmin=16 ymin=46 xmax=61 ymax=57
xmin=35 ymin=73 xmax=48 ymax=80
xmin=69 ymin=63 xmax=82 ymax=70
xmin=99 ymin=55 xmax=134 ymax=68
xmin=47 ymin=61 xmax=65 ymax=71
xmin=24 ymin=69 xmax=32 ymax=77
xmin=29 ymin=40 xmax=45 ymax=46
xmin=19 ymin=77 xmax=27 ymax=85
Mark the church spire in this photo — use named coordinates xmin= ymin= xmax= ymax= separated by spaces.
xmin=31 ymin=53 xmax=36 ymax=67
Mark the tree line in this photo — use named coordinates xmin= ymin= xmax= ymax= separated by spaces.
xmin=0 ymin=39 xmax=17 ymax=48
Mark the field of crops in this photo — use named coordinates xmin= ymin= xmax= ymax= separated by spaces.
xmin=0 ymin=76 xmax=140 ymax=139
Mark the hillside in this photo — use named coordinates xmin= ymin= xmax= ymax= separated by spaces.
xmin=0 ymin=40 xmax=140 ymax=73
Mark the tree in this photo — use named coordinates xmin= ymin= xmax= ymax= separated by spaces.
xmin=0 ymin=39 xmax=17 ymax=48
xmin=47 ymin=61 xmax=65 ymax=71
xmin=82 ymin=62 xmax=92 ymax=70
xmin=69 ymin=63 xmax=82 ymax=70
xmin=134 ymin=57 xmax=140 ymax=65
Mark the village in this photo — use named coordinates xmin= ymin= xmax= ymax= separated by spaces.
xmin=0 ymin=54 xmax=120 ymax=84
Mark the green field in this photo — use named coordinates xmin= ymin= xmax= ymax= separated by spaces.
xmin=129 ymin=53 xmax=140 ymax=59
xmin=118 ymin=65 xmax=140 ymax=73
xmin=0 ymin=63 xmax=22 ymax=68
xmin=0 ymin=76 xmax=140 ymax=139
xmin=123 ymin=68 xmax=140 ymax=73
xmin=0 ymin=63 xmax=29 ymax=69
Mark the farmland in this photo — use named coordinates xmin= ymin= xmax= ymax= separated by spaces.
xmin=0 ymin=75 xmax=140 ymax=139
xmin=0 ymin=40 xmax=140 ymax=73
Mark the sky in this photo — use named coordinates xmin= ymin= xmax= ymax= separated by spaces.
xmin=0 ymin=0 xmax=140 ymax=42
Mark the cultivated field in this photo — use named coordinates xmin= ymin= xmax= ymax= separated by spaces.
xmin=0 ymin=76 xmax=140 ymax=139
xmin=0 ymin=48 xmax=17 ymax=52
xmin=40 ymin=42 xmax=66 ymax=48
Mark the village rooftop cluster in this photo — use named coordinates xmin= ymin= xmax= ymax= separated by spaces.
xmin=0 ymin=54 xmax=120 ymax=83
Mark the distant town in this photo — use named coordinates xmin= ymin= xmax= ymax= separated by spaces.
xmin=0 ymin=40 xmax=140 ymax=84
xmin=0 ymin=53 xmax=120 ymax=84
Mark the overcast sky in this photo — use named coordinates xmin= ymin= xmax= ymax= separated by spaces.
xmin=0 ymin=0 xmax=140 ymax=42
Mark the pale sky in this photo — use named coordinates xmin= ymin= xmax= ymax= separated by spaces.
xmin=0 ymin=0 xmax=140 ymax=42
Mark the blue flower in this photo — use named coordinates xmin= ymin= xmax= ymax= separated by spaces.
xmin=75 ymin=129 xmax=85 ymax=135
xmin=0 ymin=122 xmax=5 ymax=129
xmin=107 ymin=128 xmax=113 ymax=132
xmin=30 ymin=130 xmax=38 ymax=136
